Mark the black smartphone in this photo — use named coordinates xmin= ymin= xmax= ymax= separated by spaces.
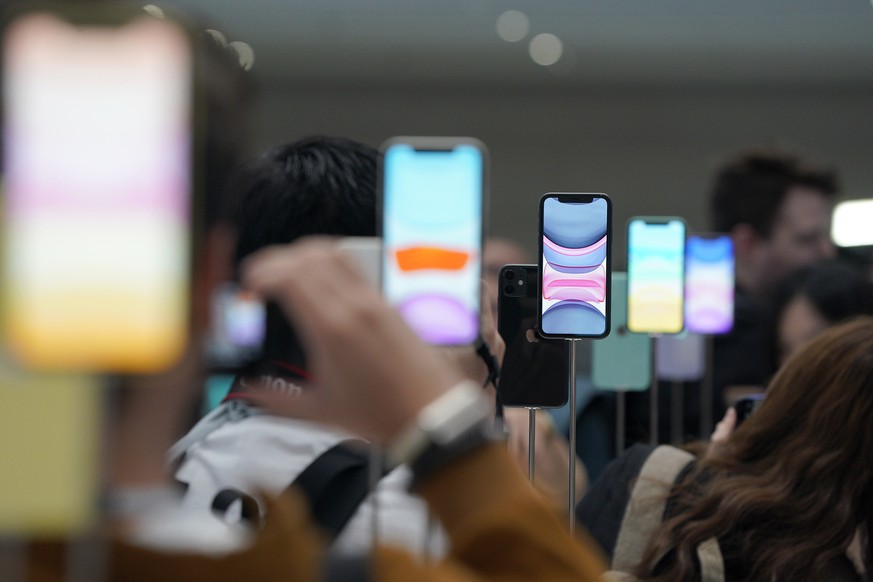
xmin=497 ymin=264 xmax=570 ymax=408
xmin=734 ymin=394 xmax=765 ymax=427
xmin=538 ymin=193 xmax=612 ymax=340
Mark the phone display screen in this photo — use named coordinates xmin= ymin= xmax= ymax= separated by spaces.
xmin=539 ymin=194 xmax=610 ymax=338
xmin=205 ymin=284 xmax=265 ymax=371
xmin=382 ymin=141 xmax=484 ymax=345
xmin=627 ymin=218 xmax=685 ymax=334
xmin=685 ymin=234 xmax=734 ymax=334
xmin=1 ymin=11 xmax=194 ymax=372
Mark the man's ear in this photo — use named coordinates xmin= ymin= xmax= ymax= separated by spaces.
xmin=731 ymin=223 xmax=762 ymax=260
xmin=191 ymin=224 xmax=235 ymax=334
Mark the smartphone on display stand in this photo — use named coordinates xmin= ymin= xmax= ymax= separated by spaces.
xmin=497 ymin=265 xmax=569 ymax=408
xmin=684 ymin=233 xmax=735 ymax=335
xmin=380 ymin=137 xmax=486 ymax=346
xmin=592 ymin=273 xmax=651 ymax=391
xmin=655 ymin=331 xmax=705 ymax=382
xmin=1 ymin=4 xmax=198 ymax=373
xmin=627 ymin=217 xmax=686 ymax=334
xmin=538 ymin=193 xmax=611 ymax=339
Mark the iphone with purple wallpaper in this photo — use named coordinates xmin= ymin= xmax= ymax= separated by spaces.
xmin=538 ymin=193 xmax=611 ymax=339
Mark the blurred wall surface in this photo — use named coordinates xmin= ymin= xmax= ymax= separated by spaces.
xmin=172 ymin=0 xmax=873 ymax=263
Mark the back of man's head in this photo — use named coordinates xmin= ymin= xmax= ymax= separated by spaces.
xmin=227 ymin=136 xmax=378 ymax=371
xmin=709 ymin=150 xmax=838 ymax=237
xmin=231 ymin=136 xmax=379 ymax=268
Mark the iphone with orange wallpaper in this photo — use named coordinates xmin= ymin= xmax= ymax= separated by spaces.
xmin=380 ymin=137 xmax=487 ymax=345
xmin=1 ymin=3 xmax=198 ymax=373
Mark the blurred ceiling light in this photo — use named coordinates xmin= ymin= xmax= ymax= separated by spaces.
xmin=204 ymin=29 xmax=228 ymax=48
xmin=529 ymin=33 xmax=562 ymax=66
xmin=229 ymin=41 xmax=255 ymax=71
xmin=142 ymin=4 xmax=165 ymax=19
xmin=832 ymin=199 xmax=873 ymax=246
xmin=496 ymin=10 xmax=529 ymax=42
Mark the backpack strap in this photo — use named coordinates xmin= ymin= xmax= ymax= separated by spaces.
xmin=696 ymin=537 xmax=725 ymax=582
xmin=288 ymin=441 xmax=383 ymax=541
xmin=612 ymin=445 xmax=694 ymax=573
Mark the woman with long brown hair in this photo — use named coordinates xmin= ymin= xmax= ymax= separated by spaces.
xmin=636 ymin=317 xmax=873 ymax=580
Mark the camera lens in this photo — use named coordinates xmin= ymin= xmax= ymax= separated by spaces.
xmin=504 ymin=285 xmax=514 ymax=294
xmin=505 ymin=270 xmax=516 ymax=281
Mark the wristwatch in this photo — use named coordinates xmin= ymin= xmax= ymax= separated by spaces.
xmin=387 ymin=380 xmax=497 ymax=487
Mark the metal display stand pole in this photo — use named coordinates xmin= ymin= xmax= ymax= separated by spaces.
xmin=567 ymin=339 xmax=578 ymax=533
xmin=649 ymin=335 xmax=659 ymax=445
xmin=369 ymin=445 xmax=382 ymax=547
xmin=615 ymin=389 xmax=626 ymax=455
xmin=701 ymin=335 xmax=715 ymax=437
xmin=527 ymin=408 xmax=536 ymax=483
xmin=670 ymin=380 xmax=684 ymax=444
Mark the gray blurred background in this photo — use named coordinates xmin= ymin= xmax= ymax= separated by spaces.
xmin=172 ymin=0 xmax=873 ymax=265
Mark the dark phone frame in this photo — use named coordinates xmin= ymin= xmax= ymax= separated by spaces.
xmin=537 ymin=192 xmax=612 ymax=340
xmin=498 ymin=264 xmax=570 ymax=408
xmin=625 ymin=216 xmax=687 ymax=335
xmin=377 ymin=136 xmax=489 ymax=346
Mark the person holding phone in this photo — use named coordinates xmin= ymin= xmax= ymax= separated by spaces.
xmin=108 ymin=239 xmax=605 ymax=582
xmin=578 ymin=318 xmax=873 ymax=580
xmin=171 ymin=136 xmax=451 ymax=556
xmin=171 ymin=136 xmax=507 ymax=557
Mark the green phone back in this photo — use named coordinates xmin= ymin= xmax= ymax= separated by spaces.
xmin=592 ymin=272 xmax=652 ymax=390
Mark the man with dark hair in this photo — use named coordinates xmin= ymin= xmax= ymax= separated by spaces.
xmin=710 ymin=150 xmax=837 ymax=298
xmin=224 ymin=136 xmax=379 ymax=377
xmin=171 ymin=136 xmax=487 ymax=556
xmin=709 ymin=149 xmax=838 ymax=422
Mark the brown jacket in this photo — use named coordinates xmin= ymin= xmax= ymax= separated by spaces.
xmin=29 ymin=444 xmax=605 ymax=581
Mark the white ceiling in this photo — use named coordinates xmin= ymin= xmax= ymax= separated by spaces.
xmin=168 ymin=0 xmax=873 ymax=85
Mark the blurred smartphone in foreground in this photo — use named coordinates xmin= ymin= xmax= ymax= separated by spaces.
xmin=1 ymin=4 xmax=198 ymax=373
xmin=498 ymin=264 xmax=569 ymax=408
xmin=381 ymin=137 xmax=487 ymax=346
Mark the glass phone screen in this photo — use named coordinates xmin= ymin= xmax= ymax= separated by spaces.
xmin=540 ymin=195 xmax=609 ymax=338
xmin=2 ymin=12 xmax=194 ymax=372
xmin=627 ymin=218 xmax=686 ymax=334
xmin=382 ymin=143 xmax=483 ymax=345
xmin=685 ymin=234 xmax=734 ymax=334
